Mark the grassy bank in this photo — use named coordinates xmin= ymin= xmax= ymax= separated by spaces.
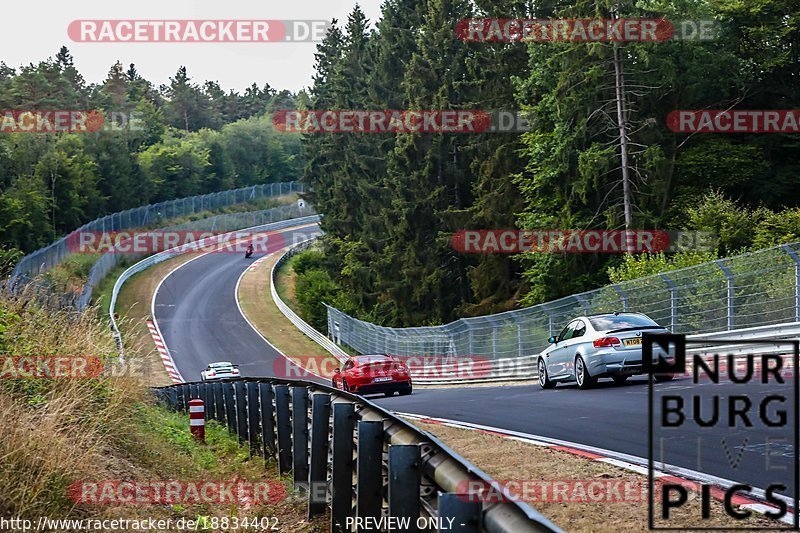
xmin=0 ymin=290 xmax=323 ymax=530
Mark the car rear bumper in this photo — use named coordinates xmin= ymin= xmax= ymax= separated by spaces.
xmin=587 ymin=349 xmax=644 ymax=377
xmin=351 ymin=379 xmax=412 ymax=395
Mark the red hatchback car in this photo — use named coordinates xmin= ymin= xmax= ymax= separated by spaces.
xmin=332 ymin=355 xmax=413 ymax=397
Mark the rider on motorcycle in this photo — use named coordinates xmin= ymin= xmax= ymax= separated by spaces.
xmin=245 ymin=243 xmax=254 ymax=258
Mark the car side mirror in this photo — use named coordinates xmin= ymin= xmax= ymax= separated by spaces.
xmin=334 ymin=368 xmax=341 ymax=373
xmin=548 ymin=336 xmax=557 ymax=344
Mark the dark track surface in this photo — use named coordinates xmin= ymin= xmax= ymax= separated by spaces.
xmin=154 ymin=223 xmax=797 ymax=500
xmin=375 ymin=378 xmax=796 ymax=498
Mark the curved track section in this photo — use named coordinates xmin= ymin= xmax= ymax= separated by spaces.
xmin=153 ymin=224 xmax=794 ymax=500
xmin=153 ymin=224 xmax=322 ymax=382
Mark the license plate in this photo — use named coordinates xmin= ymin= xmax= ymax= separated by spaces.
xmin=373 ymin=377 xmax=392 ymax=383
xmin=624 ymin=338 xmax=642 ymax=347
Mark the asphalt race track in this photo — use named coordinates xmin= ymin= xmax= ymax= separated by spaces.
xmin=153 ymin=223 xmax=324 ymax=383
xmin=154 ymin=223 xmax=798 ymax=501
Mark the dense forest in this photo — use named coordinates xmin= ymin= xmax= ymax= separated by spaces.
xmin=301 ymin=0 xmax=800 ymax=327
xmin=0 ymin=47 xmax=303 ymax=257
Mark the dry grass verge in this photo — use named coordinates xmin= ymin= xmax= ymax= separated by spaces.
xmin=0 ymin=290 xmax=324 ymax=530
xmin=237 ymin=249 xmax=341 ymax=379
xmin=410 ymin=420 xmax=783 ymax=532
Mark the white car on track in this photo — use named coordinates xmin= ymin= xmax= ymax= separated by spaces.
xmin=537 ymin=312 xmax=672 ymax=389
xmin=200 ymin=361 xmax=240 ymax=381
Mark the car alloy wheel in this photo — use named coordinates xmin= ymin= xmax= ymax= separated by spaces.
xmin=575 ymin=356 xmax=596 ymax=389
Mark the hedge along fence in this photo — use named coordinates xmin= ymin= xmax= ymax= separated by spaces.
xmin=10 ymin=182 xmax=304 ymax=285
xmin=7 ymin=182 xmax=305 ymax=311
xmin=327 ymin=242 xmax=800 ymax=360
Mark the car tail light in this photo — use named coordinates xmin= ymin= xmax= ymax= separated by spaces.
xmin=231 ymin=368 xmax=240 ymax=375
xmin=593 ymin=337 xmax=621 ymax=348
xmin=207 ymin=371 xmax=216 ymax=377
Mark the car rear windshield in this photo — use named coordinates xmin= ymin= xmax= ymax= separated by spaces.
xmin=357 ymin=356 xmax=390 ymax=364
xmin=589 ymin=314 xmax=659 ymax=331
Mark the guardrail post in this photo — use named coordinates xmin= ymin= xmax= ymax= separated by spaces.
xmin=204 ymin=383 xmax=215 ymax=421
xmin=716 ymin=260 xmax=735 ymax=330
xmin=783 ymin=244 xmax=800 ymax=322
xmin=356 ymin=420 xmax=384 ymax=531
xmin=274 ymin=385 xmax=292 ymax=474
xmin=223 ymin=382 xmax=237 ymax=435
xmin=389 ymin=445 xmax=420 ymax=533
xmin=199 ymin=383 xmax=210 ymax=421
xmin=331 ymin=403 xmax=355 ymax=533
xmin=162 ymin=387 xmax=178 ymax=411
xmin=291 ymin=387 xmax=309 ymax=492
xmin=659 ymin=274 xmax=678 ymax=331
xmin=179 ymin=384 xmax=190 ymax=411
xmin=259 ymin=382 xmax=276 ymax=458
xmin=213 ymin=382 xmax=225 ymax=424
xmin=235 ymin=381 xmax=249 ymax=443
xmin=246 ymin=382 xmax=261 ymax=453
xmin=438 ymin=493 xmax=482 ymax=532
xmin=308 ymin=393 xmax=331 ymax=517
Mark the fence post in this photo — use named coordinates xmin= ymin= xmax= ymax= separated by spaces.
xmin=784 ymin=245 xmax=800 ymax=322
xmin=659 ymin=274 xmax=678 ymax=331
xmin=247 ymin=382 xmax=261 ymax=453
xmin=235 ymin=381 xmax=249 ymax=443
xmin=438 ymin=493 xmax=482 ymax=533
xmin=223 ymin=382 xmax=237 ymax=435
xmin=715 ymin=260 xmax=735 ymax=330
xmin=388 ymin=445 xmax=421 ymax=533
xmin=291 ymin=387 xmax=310 ymax=492
xmin=308 ymin=393 xmax=331 ymax=517
xmin=612 ymin=284 xmax=629 ymax=312
xmin=274 ymin=385 xmax=292 ymax=474
xmin=542 ymin=304 xmax=555 ymax=338
xmin=331 ymin=403 xmax=355 ymax=533
xmin=574 ymin=294 xmax=590 ymax=314
xmin=259 ymin=382 xmax=276 ymax=457
xmin=356 ymin=420 xmax=384 ymax=532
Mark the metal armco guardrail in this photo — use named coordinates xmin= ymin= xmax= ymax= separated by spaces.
xmin=154 ymin=378 xmax=561 ymax=533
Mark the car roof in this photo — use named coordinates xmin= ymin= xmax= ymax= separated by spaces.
xmin=585 ymin=312 xmax=647 ymax=319
xmin=208 ymin=362 xmax=233 ymax=367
